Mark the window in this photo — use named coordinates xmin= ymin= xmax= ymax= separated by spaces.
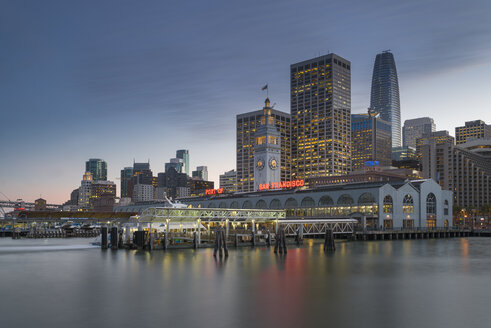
xmin=383 ymin=195 xmax=393 ymax=213
xmin=403 ymin=194 xmax=414 ymax=214
xmin=426 ymin=193 xmax=436 ymax=215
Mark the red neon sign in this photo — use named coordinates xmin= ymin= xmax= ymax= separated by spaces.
xmin=258 ymin=179 xmax=304 ymax=191
xmin=205 ymin=188 xmax=224 ymax=195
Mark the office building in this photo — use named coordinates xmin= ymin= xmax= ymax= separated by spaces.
xmin=370 ymin=51 xmax=401 ymax=148
xmin=351 ymin=112 xmax=392 ymax=170
xmin=403 ymin=117 xmax=435 ymax=149
xmin=189 ymin=179 xmax=214 ymax=196
xmin=78 ymin=171 xmax=116 ymax=210
xmin=455 ymin=120 xmax=491 ymax=145
xmin=392 ymin=146 xmax=416 ymax=161
xmin=416 ymin=131 xmax=454 ymax=160
xmin=85 ymin=159 xmax=107 ymax=181
xmin=192 ymin=166 xmax=208 ymax=181
xmin=176 ymin=150 xmax=190 ymax=176
xmin=165 ymin=158 xmax=183 ymax=173
xmin=291 ymin=53 xmax=351 ymax=179
xmin=237 ymin=99 xmax=291 ymax=192
xmin=78 ymin=172 xmax=94 ymax=209
xmin=421 ymin=137 xmax=490 ymax=209
xmin=133 ymin=184 xmax=155 ymax=203
xmin=120 ymin=167 xmax=133 ymax=198
xmin=219 ymin=170 xmax=237 ymax=193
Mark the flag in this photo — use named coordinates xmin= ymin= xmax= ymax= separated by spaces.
xmin=261 ymin=84 xmax=268 ymax=91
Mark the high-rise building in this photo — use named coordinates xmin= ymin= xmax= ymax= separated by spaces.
xmin=220 ymin=170 xmax=237 ymax=193
xmin=78 ymin=171 xmax=116 ymax=210
xmin=237 ymin=99 xmax=291 ymax=192
xmin=416 ymin=131 xmax=454 ymax=160
xmin=176 ymin=150 xmax=190 ymax=176
xmin=370 ymin=51 xmax=401 ymax=148
xmin=90 ymin=180 xmax=116 ymax=208
xmin=128 ymin=162 xmax=153 ymax=200
xmin=192 ymin=166 xmax=208 ymax=181
xmin=165 ymin=158 xmax=183 ymax=173
xmin=78 ymin=172 xmax=93 ymax=209
xmin=351 ymin=112 xmax=392 ymax=171
xmin=120 ymin=167 xmax=133 ymax=198
xmin=85 ymin=159 xmax=107 ymax=181
xmin=291 ymin=53 xmax=351 ymax=179
xmin=421 ymin=137 xmax=490 ymax=209
xmin=455 ymin=120 xmax=491 ymax=145
xmin=403 ymin=117 xmax=435 ymax=149
xmin=132 ymin=184 xmax=155 ymax=203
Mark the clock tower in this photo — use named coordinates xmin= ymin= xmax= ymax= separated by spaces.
xmin=254 ymin=98 xmax=281 ymax=191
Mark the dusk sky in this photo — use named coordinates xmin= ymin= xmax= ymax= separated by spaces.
xmin=1 ymin=0 xmax=490 ymax=204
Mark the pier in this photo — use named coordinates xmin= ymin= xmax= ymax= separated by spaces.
xmin=0 ymin=206 xmax=484 ymax=250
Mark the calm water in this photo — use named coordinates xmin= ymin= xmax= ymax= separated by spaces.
xmin=1 ymin=237 xmax=490 ymax=328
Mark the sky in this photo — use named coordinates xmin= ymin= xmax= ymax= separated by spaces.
xmin=1 ymin=0 xmax=490 ymax=204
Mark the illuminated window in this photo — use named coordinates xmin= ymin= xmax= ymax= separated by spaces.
xmin=383 ymin=195 xmax=393 ymax=213
xmin=256 ymin=136 xmax=266 ymax=145
xmin=403 ymin=194 xmax=414 ymax=214
xmin=268 ymin=136 xmax=278 ymax=145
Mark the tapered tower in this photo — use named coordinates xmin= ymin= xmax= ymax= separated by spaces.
xmin=370 ymin=50 xmax=401 ymax=148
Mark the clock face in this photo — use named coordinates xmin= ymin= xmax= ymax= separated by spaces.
xmin=269 ymin=157 xmax=278 ymax=170
xmin=256 ymin=158 xmax=265 ymax=170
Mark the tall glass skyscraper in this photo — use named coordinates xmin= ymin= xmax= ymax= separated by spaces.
xmin=370 ymin=51 xmax=401 ymax=148
xmin=85 ymin=158 xmax=107 ymax=181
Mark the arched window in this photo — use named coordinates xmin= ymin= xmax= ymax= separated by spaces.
xmin=318 ymin=195 xmax=334 ymax=207
xmin=285 ymin=198 xmax=298 ymax=209
xmin=301 ymin=197 xmax=315 ymax=208
xmin=269 ymin=199 xmax=281 ymax=209
xmin=358 ymin=192 xmax=376 ymax=205
xmin=230 ymin=201 xmax=239 ymax=209
xmin=256 ymin=200 xmax=267 ymax=209
xmin=403 ymin=194 xmax=414 ymax=214
xmin=219 ymin=202 xmax=227 ymax=208
xmin=337 ymin=194 xmax=354 ymax=205
xmin=242 ymin=200 xmax=252 ymax=209
xmin=383 ymin=195 xmax=393 ymax=213
xmin=426 ymin=193 xmax=436 ymax=215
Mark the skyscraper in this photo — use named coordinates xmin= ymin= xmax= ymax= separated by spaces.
xmin=85 ymin=159 xmax=107 ymax=181
xmin=291 ymin=53 xmax=351 ymax=178
xmin=403 ymin=117 xmax=436 ymax=149
xmin=236 ymin=99 xmax=291 ymax=192
xmin=176 ymin=150 xmax=190 ymax=176
xmin=370 ymin=51 xmax=401 ymax=148
xmin=120 ymin=167 xmax=133 ymax=198
xmin=351 ymin=112 xmax=392 ymax=170
xmin=192 ymin=166 xmax=208 ymax=181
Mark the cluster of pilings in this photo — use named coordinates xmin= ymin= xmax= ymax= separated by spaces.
xmin=274 ymin=226 xmax=287 ymax=254
xmin=213 ymin=227 xmax=228 ymax=257
xmin=324 ymin=228 xmax=335 ymax=252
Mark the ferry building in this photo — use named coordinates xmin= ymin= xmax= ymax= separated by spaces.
xmin=180 ymin=179 xmax=453 ymax=230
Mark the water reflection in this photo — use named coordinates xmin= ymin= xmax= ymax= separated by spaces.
xmin=0 ymin=238 xmax=490 ymax=328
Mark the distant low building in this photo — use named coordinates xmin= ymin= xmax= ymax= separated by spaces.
xmin=34 ymin=198 xmax=47 ymax=211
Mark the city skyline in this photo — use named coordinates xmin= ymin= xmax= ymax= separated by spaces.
xmin=1 ymin=0 xmax=491 ymax=203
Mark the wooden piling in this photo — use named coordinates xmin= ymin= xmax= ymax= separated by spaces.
xmin=324 ymin=228 xmax=335 ymax=252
